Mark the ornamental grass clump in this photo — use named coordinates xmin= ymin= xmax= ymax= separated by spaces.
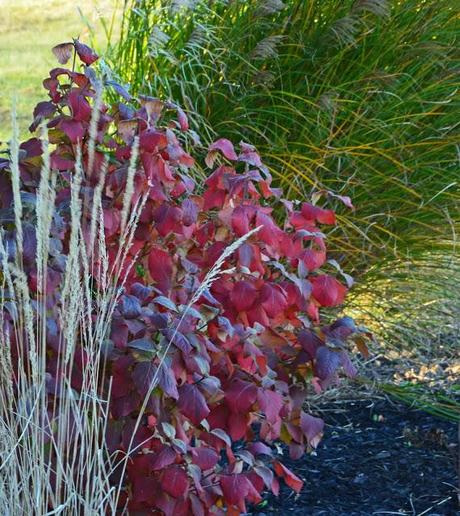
xmin=0 ymin=42 xmax=372 ymax=515
xmin=113 ymin=0 xmax=460 ymax=359
xmin=114 ymin=0 xmax=460 ymax=273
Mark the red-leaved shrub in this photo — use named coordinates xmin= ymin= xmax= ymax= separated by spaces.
xmin=0 ymin=42 xmax=372 ymax=515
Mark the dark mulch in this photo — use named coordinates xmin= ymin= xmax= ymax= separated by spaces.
xmin=252 ymin=397 xmax=459 ymax=516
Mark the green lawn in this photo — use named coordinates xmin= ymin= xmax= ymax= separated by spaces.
xmin=0 ymin=0 xmax=119 ymax=142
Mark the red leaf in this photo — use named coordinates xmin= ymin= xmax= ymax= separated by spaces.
xmin=311 ymin=274 xmax=347 ymax=307
xmin=238 ymin=148 xmax=264 ymax=169
xmin=148 ymin=247 xmax=173 ymax=294
xmin=49 ymin=151 xmax=73 ymax=170
xmin=178 ymin=384 xmax=210 ymax=425
xmin=111 ymin=392 xmax=140 ymax=418
xmin=73 ymin=39 xmax=98 ymax=65
xmin=257 ymin=389 xmax=283 ymax=424
xmin=273 ymin=461 xmax=303 ymax=493
xmin=120 ymin=294 xmax=142 ymax=319
xmin=323 ymin=316 xmax=357 ymax=342
xmin=301 ymin=203 xmax=336 ymax=225
xmin=231 ymin=205 xmax=255 ymax=236
xmin=176 ymin=106 xmax=189 ymax=131
xmin=299 ymin=247 xmax=326 ymax=272
xmin=206 ymin=138 xmax=238 ymax=167
xmin=287 ymin=443 xmax=304 ymax=461
xmin=131 ymin=475 xmax=159 ymax=505
xmin=103 ymin=208 xmax=121 ymax=238
xmin=245 ymin=475 xmax=263 ymax=504
xmin=229 ymin=280 xmax=258 ymax=312
xmin=333 ymin=193 xmax=354 ymax=210
xmin=190 ymin=493 xmax=205 ymax=516
xmin=161 ymin=465 xmax=190 ymax=498
xmin=68 ymin=89 xmax=92 ymax=122
xmin=203 ymin=188 xmax=226 ymax=210
xmin=152 ymin=203 xmax=182 ymax=236
xmin=298 ymin=329 xmax=323 ymax=360
xmin=60 ymin=119 xmax=85 ymax=143
xmin=260 ymin=283 xmax=287 ymax=318
xmin=300 ymin=411 xmax=324 ymax=448
xmin=182 ymin=199 xmax=198 ymax=226
xmin=191 ymin=447 xmax=219 ymax=470
xmin=249 ymin=442 xmax=273 ymax=457
xmin=340 ymin=351 xmax=358 ymax=378
xmin=318 ymin=190 xmax=355 ymax=210
xmin=207 ymin=404 xmax=228 ymax=430
xmin=151 ymin=446 xmax=177 ymax=470
xmin=228 ymin=412 xmax=248 ymax=440
xmin=140 ymin=128 xmax=168 ymax=152
xmin=132 ymin=361 xmax=156 ymax=397
xmin=225 ymin=378 xmax=258 ymax=413
xmin=33 ymin=101 xmax=56 ymax=120
xmin=164 ymin=329 xmax=192 ymax=354
xmin=123 ymin=423 xmax=153 ymax=456
xmin=219 ymin=474 xmax=251 ymax=509
xmin=255 ymin=211 xmax=282 ymax=247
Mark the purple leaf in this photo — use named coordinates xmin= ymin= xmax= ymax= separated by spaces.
xmin=158 ymin=361 xmax=179 ymax=399
xmin=120 ymin=294 xmax=142 ymax=319
xmin=128 ymin=338 xmax=155 ymax=353
xmin=178 ymin=383 xmax=209 ymax=425
xmin=315 ymin=346 xmax=341 ymax=380
xmin=300 ymin=411 xmax=324 ymax=448
xmin=106 ymin=80 xmax=132 ymax=101
xmin=132 ymin=361 xmax=156 ymax=396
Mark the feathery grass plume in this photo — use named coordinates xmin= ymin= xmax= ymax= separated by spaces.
xmin=9 ymin=103 xmax=23 ymax=262
xmin=149 ymin=25 xmax=171 ymax=49
xmin=120 ymin=135 xmax=140 ymax=233
xmin=149 ymin=25 xmax=172 ymax=61
xmin=186 ymin=24 xmax=209 ymax=49
xmin=352 ymin=0 xmax=391 ymax=18
xmin=35 ymin=124 xmax=57 ymax=296
xmin=251 ymin=35 xmax=285 ymax=60
xmin=330 ymin=16 xmax=361 ymax=47
xmin=0 ymin=103 xmax=144 ymax=514
xmin=171 ymin=0 xmax=198 ymax=13
xmin=87 ymin=82 xmax=104 ymax=178
xmin=89 ymin=157 xmax=108 ymax=258
xmin=256 ymin=0 xmax=286 ymax=16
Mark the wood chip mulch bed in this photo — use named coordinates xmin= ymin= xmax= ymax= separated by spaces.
xmin=251 ymin=397 xmax=459 ymax=516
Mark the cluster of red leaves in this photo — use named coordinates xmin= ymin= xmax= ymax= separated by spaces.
xmin=0 ymin=41 xmax=372 ymax=515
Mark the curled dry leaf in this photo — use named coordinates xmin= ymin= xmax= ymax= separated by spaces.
xmin=139 ymin=95 xmax=164 ymax=126
xmin=52 ymin=42 xmax=74 ymax=65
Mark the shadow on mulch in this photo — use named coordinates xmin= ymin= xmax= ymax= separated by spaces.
xmin=252 ymin=398 xmax=459 ymax=516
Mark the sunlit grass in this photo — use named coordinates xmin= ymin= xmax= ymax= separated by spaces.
xmin=0 ymin=0 xmax=120 ymax=141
